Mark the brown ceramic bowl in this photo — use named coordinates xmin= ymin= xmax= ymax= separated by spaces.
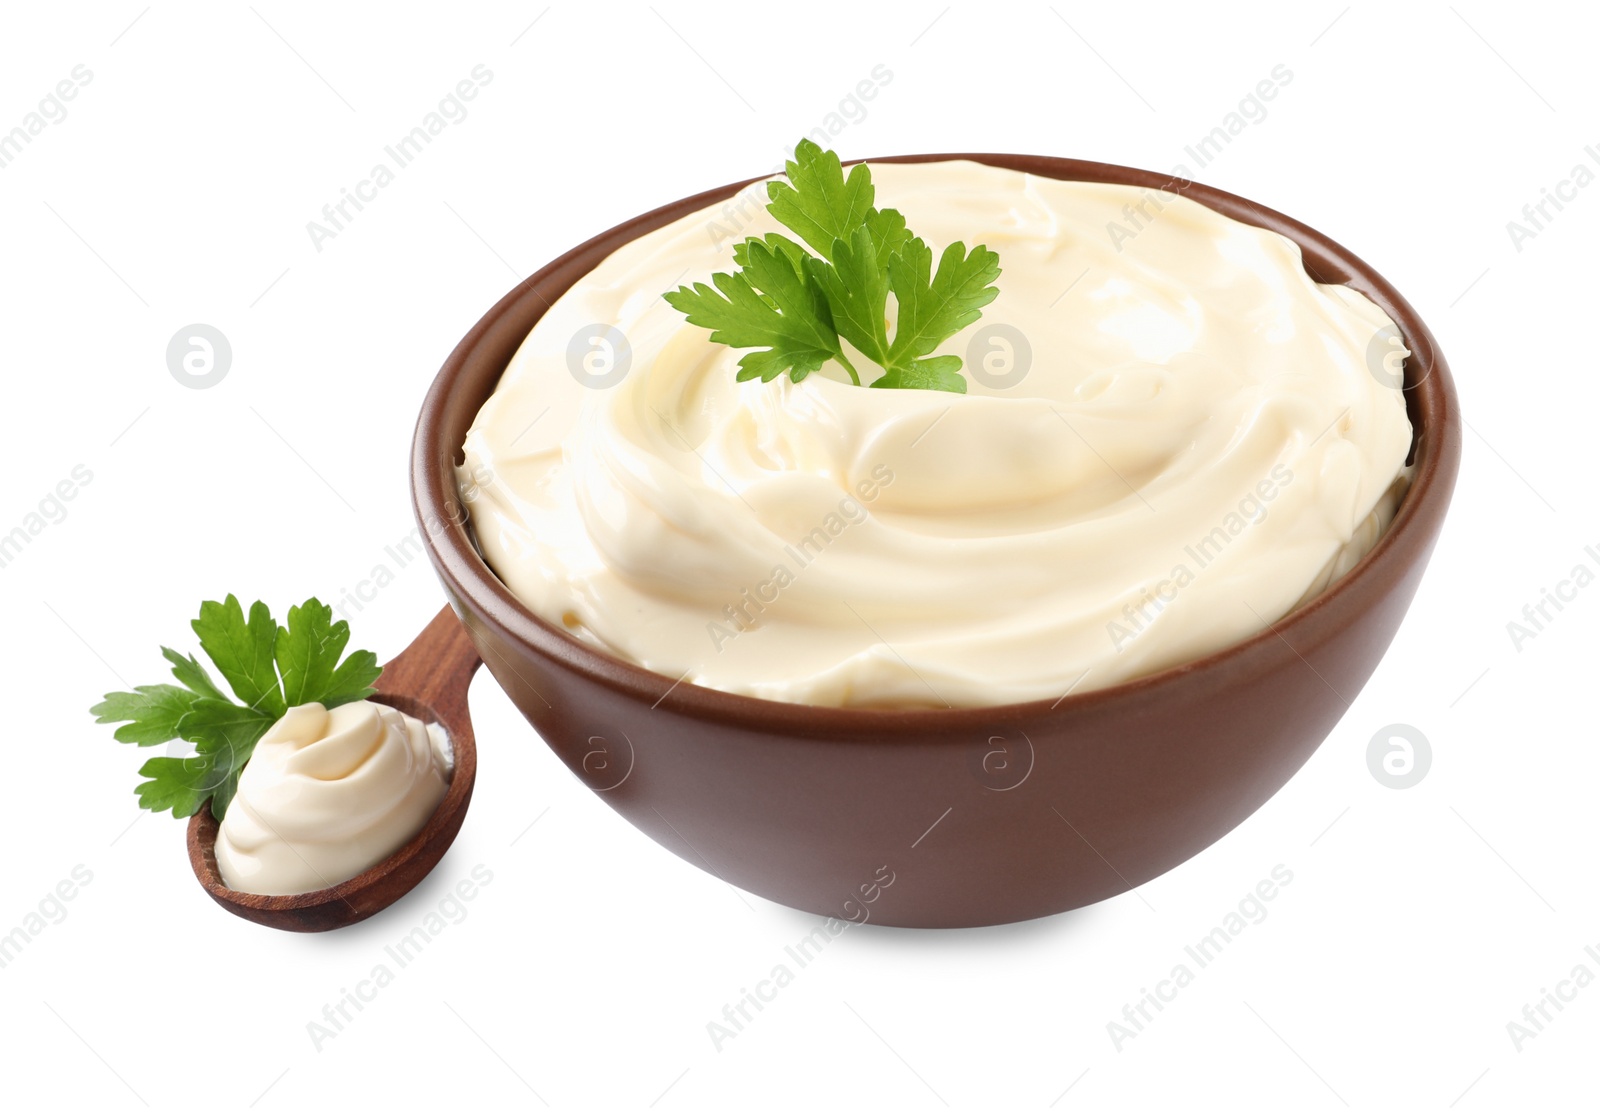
xmin=411 ymin=153 xmax=1460 ymax=928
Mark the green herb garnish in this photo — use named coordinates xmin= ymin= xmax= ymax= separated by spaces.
xmin=664 ymin=139 xmax=1002 ymax=393
xmin=90 ymin=596 xmax=381 ymax=820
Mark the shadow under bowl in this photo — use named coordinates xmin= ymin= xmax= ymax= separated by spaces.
xmin=411 ymin=153 xmax=1461 ymax=929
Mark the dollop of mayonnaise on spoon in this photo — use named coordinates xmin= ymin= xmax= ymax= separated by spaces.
xmin=215 ymin=701 xmax=452 ymax=896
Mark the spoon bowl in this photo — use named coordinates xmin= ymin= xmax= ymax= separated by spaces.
xmin=186 ymin=605 xmax=481 ymax=932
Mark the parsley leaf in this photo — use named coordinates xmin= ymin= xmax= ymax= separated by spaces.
xmin=665 ymin=239 xmax=848 ymax=385
xmin=864 ymin=207 xmax=912 ymax=262
xmin=165 ymin=698 xmax=276 ymax=819
xmin=90 ymin=597 xmax=382 ymax=820
xmin=765 ymin=142 xmax=875 ymax=261
xmin=870 ymin=354 xmax=969 ymax=394
xmin=132 ymin=757 xmax=219 ymax=819
xmin=730 ymin=232 xmax=810 ymax=278
xmin=808 ymin=225 xmax=892 ymax=369
xmin=194 ymin=595 xmax=284 ymax=718
xmin=871 ymin=237 xmax=1002 ymax=394
xmin=91 ymin=685 xmax=200 ymax=746
xmin=162 ymin=647 xmax=228 ymax=703
xmin=665 ymin=139 xmax=1002 ymax=393
xmin=276 ymin=598 xmax=380 ymax=708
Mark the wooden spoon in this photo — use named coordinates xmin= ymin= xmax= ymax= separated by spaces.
xmin=186 ymin=605 xmax=482 ymax=932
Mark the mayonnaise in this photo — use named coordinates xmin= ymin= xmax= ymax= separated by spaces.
xmin=216 ymin=701 xmax=452 ymax=896
xmin=459 ymin=160 xmax=1413 ymax=708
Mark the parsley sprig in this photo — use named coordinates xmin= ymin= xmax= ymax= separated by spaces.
xmin=664 ymin=140 xmax=1002 ymax=393
xmin=90 ymin=596 xmax=381 ymax=820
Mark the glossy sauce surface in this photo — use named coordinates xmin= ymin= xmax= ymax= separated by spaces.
xmin=460 ymin=160 xmax=1412 ymax=707
xmin=216 ymin=701 xmax=451 ymax=895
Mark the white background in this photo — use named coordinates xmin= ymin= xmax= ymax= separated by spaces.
xmin=1 ymin=2 xmax=1594 ymax=1110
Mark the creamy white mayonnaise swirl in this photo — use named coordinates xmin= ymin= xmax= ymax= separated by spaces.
xmin=460 ymin=160 xmax=1413 ymax=708
xmin=216 ymin=701 xmax=452 ymax=895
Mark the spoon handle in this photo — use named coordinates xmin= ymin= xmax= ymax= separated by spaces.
xmin=374 ymin=604 xmax=483 ymax=738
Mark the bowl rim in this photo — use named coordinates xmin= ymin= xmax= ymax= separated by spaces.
xmin=412 ymin=152 xmax=1461 ymax=732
